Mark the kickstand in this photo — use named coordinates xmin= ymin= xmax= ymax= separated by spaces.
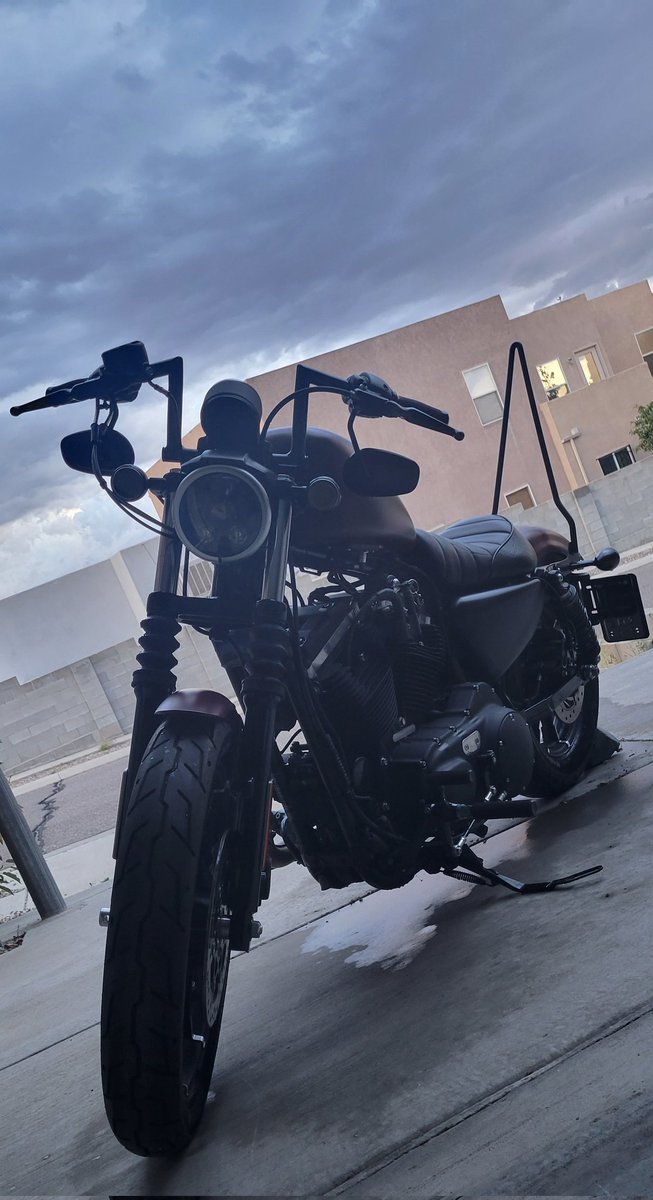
xmin=445 ymin=845 xmax=603 ymax=894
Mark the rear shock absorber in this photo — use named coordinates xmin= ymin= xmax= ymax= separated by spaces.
xmin=545 ymin=572 xmax=600 ymax=670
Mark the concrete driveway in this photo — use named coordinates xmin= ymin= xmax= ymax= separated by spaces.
xmin=2 ymin=653 xmax=653 ymax=1195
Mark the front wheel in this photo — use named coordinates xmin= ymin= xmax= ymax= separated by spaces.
xmin=101 ymin=719 xmax=239 ymax=1156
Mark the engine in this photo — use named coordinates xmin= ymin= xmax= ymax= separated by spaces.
xmin=299 ymin=574 xmax=534 ymax=807
xmin=387 ymin=681 xmax=534 ymax=803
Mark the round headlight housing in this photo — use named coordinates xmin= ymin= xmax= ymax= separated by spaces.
xmin=172 ymin=465 xmax=272 ymax=563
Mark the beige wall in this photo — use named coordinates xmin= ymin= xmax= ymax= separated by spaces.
xmin=590 ymin=282 xmax=653 ymax=375
xmin=245 ymin=294 xmax=549 ymax=529
xmin=541 ymin=364 xmax=653 ymax=487
xmin=152 ymin=282 xmax=653 ymax=530
xmin=510 ymin=294 xmax=608 ymax=388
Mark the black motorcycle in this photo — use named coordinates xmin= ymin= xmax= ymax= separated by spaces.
xmin=11 ymin=339 xmax=648 ymax=1156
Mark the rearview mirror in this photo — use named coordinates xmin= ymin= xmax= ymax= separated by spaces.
xmin=60 ymin=429 xmax=135 ymax=476
xmin=342 ymin=448 xmax=420 ymax=497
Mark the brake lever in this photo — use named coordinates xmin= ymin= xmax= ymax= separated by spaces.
xmin=45 ymin=376 xmax=87 ymax=395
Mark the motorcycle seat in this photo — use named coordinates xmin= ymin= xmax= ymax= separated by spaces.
xmin=408 ymin=515 xmax=538 ymax=590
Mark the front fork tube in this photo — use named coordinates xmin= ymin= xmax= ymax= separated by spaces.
xmin=232 ymin=497 xmax=293 ymax=949
xmin=113 ymin=497 xmax=183 ymax=859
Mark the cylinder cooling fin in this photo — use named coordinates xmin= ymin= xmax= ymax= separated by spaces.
xmin=393 ymin=629 xmax=448 ymax=724
xmin=297 ymin=574 xmax=453 ymax=760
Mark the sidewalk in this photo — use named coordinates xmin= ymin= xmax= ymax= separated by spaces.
xmin=8 ymin=732 xmax=132 ymax=792
xmin=1 ymin=737 xmax=130 ymax=925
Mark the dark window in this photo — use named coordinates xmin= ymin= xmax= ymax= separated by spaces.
xmin=635 ymin=329 xmax=653 ymax=376
xmin=505 ymin=485 xmax=535 ymax=509
xmin=598 ymin=445 xmax=635 ymax=475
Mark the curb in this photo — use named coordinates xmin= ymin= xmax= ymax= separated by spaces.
xmin=9 ymin=737 xmax=131 ymax=796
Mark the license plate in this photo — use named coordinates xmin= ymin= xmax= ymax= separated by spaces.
xmin=579 ymin=573 xmax=649 ymax=643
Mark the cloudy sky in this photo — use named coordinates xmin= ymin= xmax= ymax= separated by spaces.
xmin=1 ymin=0 xmax=652 ymax=597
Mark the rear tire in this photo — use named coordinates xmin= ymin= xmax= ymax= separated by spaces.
xmin=501 ymin=589 xmax=601 ymax=799
xmin=524 ymin=675 xmax=599 ymax=798
xmin=101 ymin=719 xmax=238 ymax=1156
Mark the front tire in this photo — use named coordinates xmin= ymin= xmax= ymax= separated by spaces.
xmin=101 ymin=719 xmax=238 ymax=1156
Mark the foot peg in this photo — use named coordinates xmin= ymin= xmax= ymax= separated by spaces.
xmin=445 ymin=846 xmax=603 ymax=894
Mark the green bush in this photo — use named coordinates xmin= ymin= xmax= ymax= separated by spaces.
xmin=632 ymin=402 xmax=653 ymax=453
xmin=0 ymin=830 xmax=22 ymax=897
xmin=0 ymin=864 xmax=20 ymax=897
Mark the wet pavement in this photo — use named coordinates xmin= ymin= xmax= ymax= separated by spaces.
xmin=2 ymin=761 xmax=653 ymax=1195
xmin=1 ymin=651 xmax=653 ymax=1194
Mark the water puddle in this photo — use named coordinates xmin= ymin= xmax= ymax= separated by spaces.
xmin=301 ymin=823 xmax=532 ymax=971
xmin=302 ymin=875 xmax=440 ymax=970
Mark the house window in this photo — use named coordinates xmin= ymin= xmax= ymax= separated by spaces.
xmin=598 ymin=445 xmax=636 ymax=475
xmin=536 ymin=359 xmax=569 ymax=399
xmin=462 ymin=364 xmax=503 ymax=425
xmin=505 ymin=485 xmax=536 ymax=509
xmin=635 ymin=328 xmax=653 ymax=377
xmin=575 ymin=346 xmax=604 ymax=385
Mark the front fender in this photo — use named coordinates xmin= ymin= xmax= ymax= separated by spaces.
xmin=156 ymin=688 xmax=242 ymax=729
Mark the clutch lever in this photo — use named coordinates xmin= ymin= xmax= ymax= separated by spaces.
xmin=386 ymin=399 xmax=465 ymax=441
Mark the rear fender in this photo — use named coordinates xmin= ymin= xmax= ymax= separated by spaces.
xmin=156 ymin=689 xmax=243 ymax=731
xmin=517 ymin=524 xmax=571 ymax=566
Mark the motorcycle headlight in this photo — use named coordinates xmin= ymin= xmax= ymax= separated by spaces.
xmin=172 ymin=465 xmax=272 ymax=564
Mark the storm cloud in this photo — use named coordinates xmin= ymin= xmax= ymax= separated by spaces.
xmin=1 ymin=0 xmax=652 ymax=595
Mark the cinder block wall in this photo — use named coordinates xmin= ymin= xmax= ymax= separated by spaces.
xmin=590 ymin=461 xmax=653 ymax=550
xmin=503 ymin=460 xmax=653 ymax=556
xmin=2 ymin=630 xmax=233 ymax=775
xmin=0 ymin=660 xmax=123 ymax=775
xmin=91 ymin=640 xmax=139 ymax=735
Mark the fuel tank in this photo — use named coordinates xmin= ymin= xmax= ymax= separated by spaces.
xmin=266 ymin=427 xmax=416 ymax=552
